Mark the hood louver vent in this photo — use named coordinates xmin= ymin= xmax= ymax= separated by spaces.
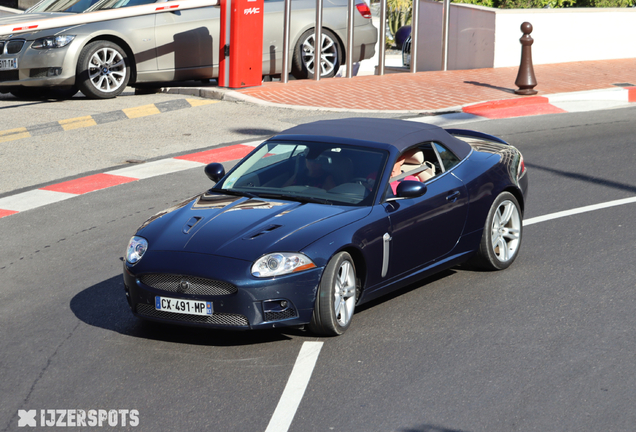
xmin=182 ymin=216 xmax=203 ymax=234
xmin=247 ymin=224 xmax=282 ymax=240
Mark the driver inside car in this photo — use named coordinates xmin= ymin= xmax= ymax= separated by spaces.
xmin=284 ymin=156 xmax=336 ymax=190
xmin=390 ymin=150 xmax=421 ymax=194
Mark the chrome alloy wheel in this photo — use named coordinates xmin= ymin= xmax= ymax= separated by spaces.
xmin=301 ymin=33 xmax=338 ymax=77
xmin=87 ymin=47 xmax=127 ymax=94
xmin=333 ymin=260 xmax=356 ymax=327
xmin=490 ymin=199 xmax=522 ymax=263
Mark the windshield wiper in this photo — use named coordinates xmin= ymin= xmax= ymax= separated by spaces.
xmin=216 ymin=189 xmax=258 ymax=199
xmin=257 ymin=193 xmax=332 ymax=205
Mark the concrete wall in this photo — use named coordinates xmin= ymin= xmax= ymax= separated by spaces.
xmin=416 ymin=1 xmax=636 ymax=71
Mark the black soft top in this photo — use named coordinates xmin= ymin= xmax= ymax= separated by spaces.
xmin=272 ymin=118 xmax=472 ymax=160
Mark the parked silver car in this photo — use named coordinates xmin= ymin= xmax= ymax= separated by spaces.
xmin=0 ymin=0 xmax=377 ymax=98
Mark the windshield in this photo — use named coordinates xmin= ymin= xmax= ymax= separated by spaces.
xmin=92 ymin=0 xmax=160 ymax=10
xmin=27 ymin=0 xmax=106 ymax=13
xmin=26 ymin=0 xmax=158 ymax=12
xmin=216 ymin=140 xmax=388 ymax=206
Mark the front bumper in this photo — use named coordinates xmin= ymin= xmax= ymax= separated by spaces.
xmin=123 ymin=250 xmax=323 ymax=331
xmin=0 ymin=39 xmax=77 ymax=89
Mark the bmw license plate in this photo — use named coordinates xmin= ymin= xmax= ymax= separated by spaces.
xmin=0 ymin=58 xmax=17 ymax=70
xmin=155 ymin=296 xmax=212 ymax=316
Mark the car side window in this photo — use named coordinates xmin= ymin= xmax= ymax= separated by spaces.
xmin=433 ymin=142 xmax=460 ymax=172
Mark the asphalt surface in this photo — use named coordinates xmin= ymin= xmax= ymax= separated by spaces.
xmin=0 ymin=90 xmax=405 ymax=196
xmin=2 ymin=101 xmax=636 ymax=431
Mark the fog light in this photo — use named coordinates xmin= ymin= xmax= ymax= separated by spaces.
xmin=47 ymin=67 xmax=62 ymax=77
xmin=262 ymin=299 xmax=297 ymax=322
xmin=263 ymin=299 xmax=292 ymax=312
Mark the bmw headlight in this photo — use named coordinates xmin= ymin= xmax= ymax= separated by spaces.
xmin=31 ymin=35 xmax=75 ymax=49
xmin=252 ymin=253 xmax=316 ymax=277
xmin=125 ymin=236 xmax=148 ymax=265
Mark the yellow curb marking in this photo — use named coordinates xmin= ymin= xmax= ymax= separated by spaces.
xmin=0 ymin=127 xmax=30 ymax=143
xmin=187 ymin=98 xmax=220 ymax=107
xmin=123 ymin=104 xmax=161 ymax=119
xmin=60 ymin=116 xmax=98 ymax=131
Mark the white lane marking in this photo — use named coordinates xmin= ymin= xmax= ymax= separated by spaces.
xmin=0 ymin=189 xmax=75 ymax=211
xmin=265 ymin=341 xmax=323 ymax=432
xmin=106 ymin=159 xmax=204 ymax=179
xmin=524 ymin=196 xmax=636 ymax=226
xmin=267 ymin=196 xmax=636 ymax=432
xmin=407 ymin=112 xmax=485 ymax=126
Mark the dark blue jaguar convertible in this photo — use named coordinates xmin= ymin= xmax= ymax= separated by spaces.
xmin=123 ymin=118 xmax=528 ymax=336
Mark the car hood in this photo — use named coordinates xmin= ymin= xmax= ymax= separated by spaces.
xmin=138 ymin=193 xmax=370 ymax=261
xmin=0 ymin=13 xmax=79 ymax=40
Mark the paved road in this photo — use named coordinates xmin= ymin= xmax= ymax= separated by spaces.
xmin=0 ymin=90 xmax=403 ymax=195
xmin=1 ymin=100 xmax=635 ymax=431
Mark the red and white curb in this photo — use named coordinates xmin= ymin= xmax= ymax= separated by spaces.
xmin=2 ymin=86 xmax=635 ymax=220
xmin=0 ymin=141 xmax=261 ymax=219
xmin=409 ymin=87 xmax=636 ymax=126
xmin=461 ymin=87 xmax=636 ymax=119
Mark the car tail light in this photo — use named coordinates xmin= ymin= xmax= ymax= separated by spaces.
xmin=356 ymin=0 xmax=372 ymax=18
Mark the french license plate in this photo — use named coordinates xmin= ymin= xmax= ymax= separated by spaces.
xmin=0 ymin=58 xmax=17 ymax=70
xmin=155 ymin=296 xmax=212 ymax=316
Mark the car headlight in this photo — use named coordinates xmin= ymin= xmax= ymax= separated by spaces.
xmin=125 ymin=236 xmax=148 ymax=265
xmin=252 ymin=253 xmax=316 ymax=277
xmin=31 ymin=35 xmax=75 ymax=49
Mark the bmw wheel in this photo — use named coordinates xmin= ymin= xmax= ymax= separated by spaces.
xmin=473 ymin=192 xmax=523 ymax=270
xmin=77 ymin=40 xmax=129 ymax=99
xmin=309 ymin=251 xmax=357 ymax=336
xmin=292 ymin=28 xmax=341 ymax=80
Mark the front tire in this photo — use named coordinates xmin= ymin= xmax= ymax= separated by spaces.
xmin=292 ymin=28 xmax=341 ymax=80
xmin=473 ymin=192 xmax=523 ymax=270
xmin=77 ymin=40 xmax=130 ymax=99
xmin=309 ymin=252 xmax=357 ymax=336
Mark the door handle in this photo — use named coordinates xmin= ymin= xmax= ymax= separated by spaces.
xmin=446 ymin=191 xmax=460 ymax=202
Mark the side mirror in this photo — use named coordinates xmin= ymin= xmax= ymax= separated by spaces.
xmin=205 ymin=163 xmax=225 ymax=183
xmin=396 ymin=180 xmax=427 ymax=198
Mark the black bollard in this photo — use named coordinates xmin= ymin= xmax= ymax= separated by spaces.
xmin=515 ymin=22 xmax=538 ymax=96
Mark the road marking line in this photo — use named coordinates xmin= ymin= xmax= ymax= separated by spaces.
xmin=0 ymin=209 xmax=18 ymax=218
xmin=0 ymin=127 xmax=30 ymax=143
xmin=123 ymin=104 xmax=162 ymax=119
xmin=60 ymin=116 xmax=98 ymax=131
xmin=175 ymin=144 xmax=255 ymax=164
xmin=0 ymin=98 xmax=216 ymax=143
xmin=0 ymin=189 xmax=75 ymax=212
xmin=264 ymin=341 xmax=323 ymax=432
xmin=187 ymin=98 xmax=220 ymax=107
xmin=40 ymin=173 xmax=137 ymax=194
xmin=106 ymin=158 xmax=204 ymax=179
xmin=524 ymin=196 xmax=636 ymax=226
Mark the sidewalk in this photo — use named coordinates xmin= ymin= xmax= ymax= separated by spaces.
xmin=165 ymin=58 xmax=636 ymax=114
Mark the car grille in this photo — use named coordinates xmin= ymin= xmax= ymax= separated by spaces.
xmin=0 ymin=71 xmax=18 ymax=82
xmin=4 ymin=40 xmax=25 ymax=54
xmin=264 ymin=308 xmax=297 ymax=322
xmin=139 ymin=274 xmax=237 ymax=296
xmin=136 ymin=303 xmax=249 ymax=327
